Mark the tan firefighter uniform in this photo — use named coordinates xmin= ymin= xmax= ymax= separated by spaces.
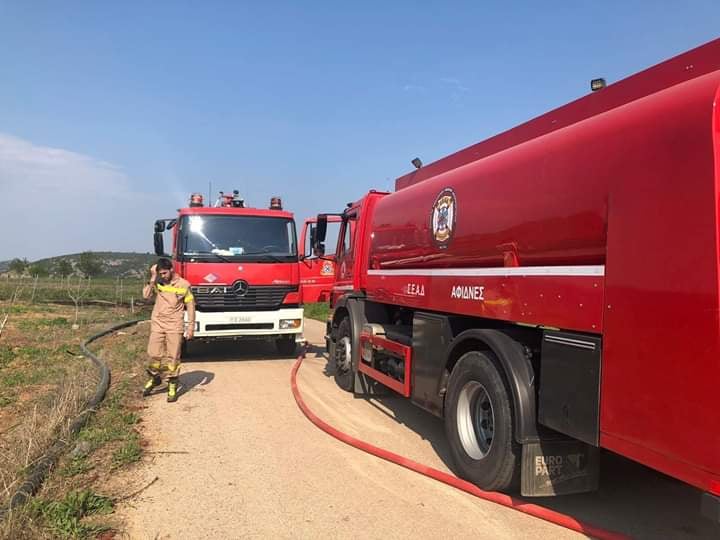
xmin=142 ymin=275 xmax=195 ymax=379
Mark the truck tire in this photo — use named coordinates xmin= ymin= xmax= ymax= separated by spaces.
xmin=333 ymin=317 xmax=354 ymax=392
xmin=444 ymin=350 xmax=521 ymax=491
xmin=276 ymin=337 xmax=298 ymax=357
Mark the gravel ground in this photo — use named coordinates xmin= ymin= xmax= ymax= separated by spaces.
xmin=114 ymin=319 xmax=719 ymax=540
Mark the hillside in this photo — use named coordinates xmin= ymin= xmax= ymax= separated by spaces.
xmin=1 ymin=252 xmax=156 ymax=278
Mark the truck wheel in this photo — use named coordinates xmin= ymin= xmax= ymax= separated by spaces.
xmin=333 ymin=318 xmax=354 ymax=392
xmin=444 ymin=350 xmax=520 ymax=491
xmin=276 ymin=337 xmax=298 ymax=357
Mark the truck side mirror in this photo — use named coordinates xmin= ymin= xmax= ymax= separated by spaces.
xmin=316 ymin=215 xmax=328 ymax=243
xmin=313 ymin=215 xmax=328 ymax=256
xmin=154 ymin=220 xmax=166 ymax=233
xmin=154 ymin=231 xmax=165 ymax=256
xmin=313 ymin=242 xmax=325 ymax=258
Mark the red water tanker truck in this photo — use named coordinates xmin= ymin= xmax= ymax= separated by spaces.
xmin=314 ymin=39 xmax=720 ymax=519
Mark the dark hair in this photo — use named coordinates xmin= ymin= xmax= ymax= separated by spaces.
xmin=156 ymin=258 xmax=173 ymax=271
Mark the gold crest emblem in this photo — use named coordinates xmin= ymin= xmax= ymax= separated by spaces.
xmin=431 ymin=188 xmax=457 ymax=247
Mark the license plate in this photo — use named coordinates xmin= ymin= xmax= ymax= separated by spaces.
xmin=229 ymin=316 xmax=251 ymax=323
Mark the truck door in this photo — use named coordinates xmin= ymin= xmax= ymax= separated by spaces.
xmin=298 ymin=217 xmax=339 ymax=303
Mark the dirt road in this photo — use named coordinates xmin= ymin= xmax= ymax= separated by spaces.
xmin=115 ymin=320 xmax=719 ymax=539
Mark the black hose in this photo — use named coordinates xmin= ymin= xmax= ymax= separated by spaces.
xmin=0 ymin=319 xmax=143 ymax=519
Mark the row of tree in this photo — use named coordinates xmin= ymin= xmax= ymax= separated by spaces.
xmin=7 ymin=252 xmax=103 ymax=278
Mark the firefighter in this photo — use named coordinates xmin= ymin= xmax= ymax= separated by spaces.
xmin=141 ymin=258 xmax=195 ymax=402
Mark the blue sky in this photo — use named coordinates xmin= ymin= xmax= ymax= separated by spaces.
xmin=1 ymin=1 xmax=719 ymax=260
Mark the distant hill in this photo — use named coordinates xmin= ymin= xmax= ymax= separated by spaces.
xmin=2 ymin=252 xmax=156 ymax=278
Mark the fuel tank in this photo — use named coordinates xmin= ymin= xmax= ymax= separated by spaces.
xmin=369 ymin=113 xmax=610 ymax=269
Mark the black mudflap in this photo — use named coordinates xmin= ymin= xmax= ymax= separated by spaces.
xmin=521 ymin=439 xmax=600 ymax=496
xmin=701 ymin=492 xmax=720 ymax=522
xmin=353 ymin=371 xmax=393 ymax=397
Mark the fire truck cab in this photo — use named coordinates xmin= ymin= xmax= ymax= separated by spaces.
xmin=154 ymin=192 xmax=303 ymax=356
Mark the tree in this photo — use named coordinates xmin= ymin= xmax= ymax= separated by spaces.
xmin=77 ymin=251 xmax=102 ymax=278
xmin=66 ymin=276 xmax=91 ymax=328
xmin=8 ymin=258 xmax=28 ymax=275
xmin=54 ymin=259 xmax=73 ymax=277
xmin=28 ymin=261 xmax=50 ymax=277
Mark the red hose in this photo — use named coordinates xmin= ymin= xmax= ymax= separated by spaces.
xmin=291 ymin=353 xmax=629 ymax=540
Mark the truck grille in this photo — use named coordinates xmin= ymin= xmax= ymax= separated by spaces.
xmin=191 ymin=284 xmax=297 ymax=312
xmin=205 ymin=323 xmax=275 ymax=331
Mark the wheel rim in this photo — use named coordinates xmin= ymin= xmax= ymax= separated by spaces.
xmin=456 ymin=381 xmax=495 ymax=459
xmin=336 ymin=336 xmax=352 ymax=372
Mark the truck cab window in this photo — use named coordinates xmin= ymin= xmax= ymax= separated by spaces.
xmin=304 ymin=224 xmax=316 ymax=258
xmin=338 ymin=217 xmax=354 ymax=257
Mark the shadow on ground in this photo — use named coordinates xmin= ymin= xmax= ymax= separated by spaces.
xmin=177 ymin=370 xmax=215 ymax=398
xmin=183 ymin=339 xmax=296 ymax=362
xmin=308 ymin=346 xmax=720 ymax=539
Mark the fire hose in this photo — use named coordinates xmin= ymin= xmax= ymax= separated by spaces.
xmin=290 ymin=351 xmax=629 ymax=540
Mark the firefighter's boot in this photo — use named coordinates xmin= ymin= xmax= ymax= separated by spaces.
xmin=167 ymin=377 xmax=179 ymax=403
xmin=142 ymin=374 xmax=162 ymax=397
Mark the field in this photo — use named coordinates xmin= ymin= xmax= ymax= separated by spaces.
xmin=303 ymin=302 xmax=330 ymax=322
xmin=0 ymin=276 xmax=146 ymax=308
xmin=0 ymin=288 xmax=151 ymax=539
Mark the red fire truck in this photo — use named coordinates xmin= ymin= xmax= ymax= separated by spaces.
xmin=154 ymin=192 xmax=305 ymax=355
xmin=314 ymin=39 xmax=720 ymax=519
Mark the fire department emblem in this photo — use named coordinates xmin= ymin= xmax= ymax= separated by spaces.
xmin=320 ymin=260 xmax=334 ymax=276
xmin=431 ymin=188 xmax=457 ymax=248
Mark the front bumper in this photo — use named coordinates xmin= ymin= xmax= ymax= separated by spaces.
xmin=188 ymin=307 xmax=304 ymax=341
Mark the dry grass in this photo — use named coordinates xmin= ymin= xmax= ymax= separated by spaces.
xmin=0 ymin=301 xmax=150 ymax=538
xmin=0 ymin=372 xmax=93 ymax=500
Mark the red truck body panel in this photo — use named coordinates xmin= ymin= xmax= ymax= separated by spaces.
xmin=337 ymin=39 xmax=720 ymax=495
xmin=366 ymin=272 xmax=604 ymax=333
xmin=173 ymin=206 xmax=298 ymax=295
xmin=177 ymin=206 xmax=295 ymax=219
xmin=179 ymin=260 xmax=299 ymax=290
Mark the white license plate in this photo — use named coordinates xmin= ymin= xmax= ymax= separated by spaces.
xmin=229 ymin=316 xmax=252 ymax=323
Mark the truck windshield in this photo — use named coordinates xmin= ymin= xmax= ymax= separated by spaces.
xmin=178 ymin=215 xmax=298 ymax=262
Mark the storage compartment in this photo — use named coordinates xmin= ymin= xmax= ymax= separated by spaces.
xmin=538 ymin=331 xmax=602 ymax=446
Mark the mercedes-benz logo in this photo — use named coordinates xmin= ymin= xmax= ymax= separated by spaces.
xmin=232 ymin=280 xmax=250 ymax=297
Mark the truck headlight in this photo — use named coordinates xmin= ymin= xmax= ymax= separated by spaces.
xmin=279 ymin=319 xmax=302 ymax=329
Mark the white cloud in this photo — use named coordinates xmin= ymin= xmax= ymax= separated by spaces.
xmin=0 ymin=133 xmax=180 ymax=261
xmin=439 ymin=77 xmax=470 ymax=92
xmin=439 ymin=77 xmax=470 ymax=102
